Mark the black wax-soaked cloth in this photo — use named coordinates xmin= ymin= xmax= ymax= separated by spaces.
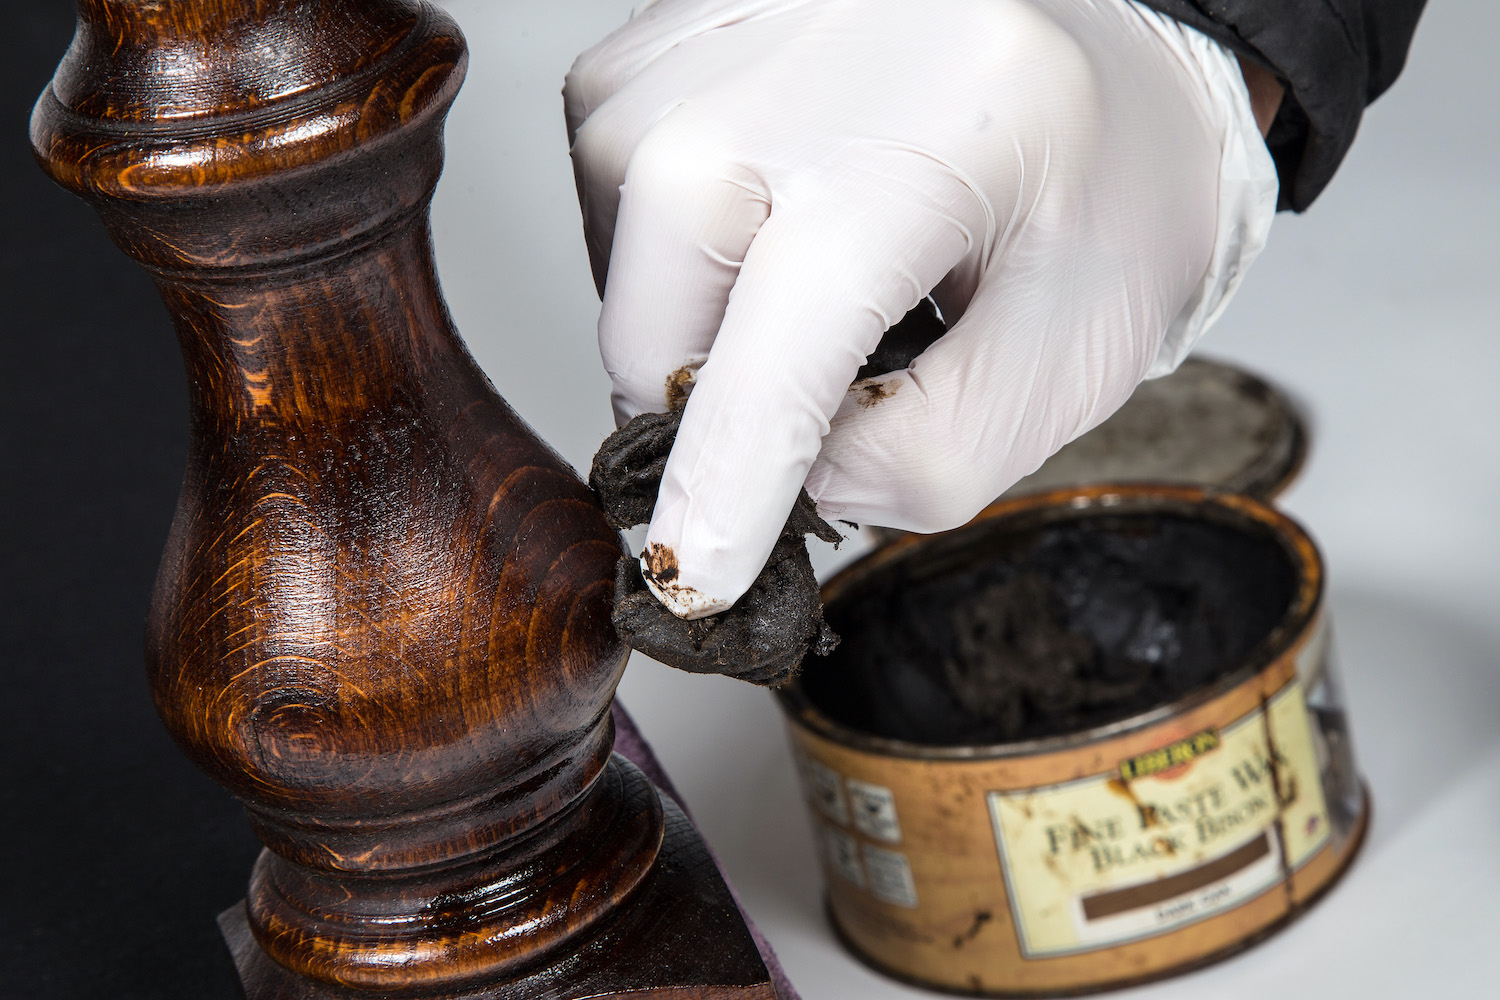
xmin=591 ymin=409 xmax=840 ymax=687
xmin=855 ymin=295 xmax=945 ymax=380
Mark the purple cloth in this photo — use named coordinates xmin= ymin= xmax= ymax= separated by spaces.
xmin=612 ymin=701 xmax=801 ymax=1000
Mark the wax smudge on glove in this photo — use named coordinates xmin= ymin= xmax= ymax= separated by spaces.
xmin=590 ymin=409 xmax=840 ymax=687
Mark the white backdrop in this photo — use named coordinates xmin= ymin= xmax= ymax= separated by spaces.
xmin=430 ymin=3 xmax=1500 ymax=996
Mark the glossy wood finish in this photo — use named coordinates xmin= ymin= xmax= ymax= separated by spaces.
xmin=31 ymin=2 xmax=776 ymax=996
xmin=221 ymin=793 xmax=780 ymax=1000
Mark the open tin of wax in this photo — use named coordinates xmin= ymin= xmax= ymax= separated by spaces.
xmin=777 ymin=485 xmax=1367 ymax=996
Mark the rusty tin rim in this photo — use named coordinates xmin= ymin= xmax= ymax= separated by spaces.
xmin=778 ymin=483 xmax=1324 ymax=760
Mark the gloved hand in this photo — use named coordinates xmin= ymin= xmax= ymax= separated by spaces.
xmin=565 ymin=0 xmax=1276 ymax=620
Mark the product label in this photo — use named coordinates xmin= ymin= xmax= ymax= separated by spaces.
xmin=863 ymin=844 xmax=919 ymax=907
xmin=847 ymin=779 xmax=903 ymax=842
xmin=821 ymin=822 xmax=865 ymax=888
xmin=795 ymin=749 xmax=918 ymax=907
xmin=801 ymin=754 xmax=849 ymax=825
xmin=988 ymin=679 xmax=1330 ymax=957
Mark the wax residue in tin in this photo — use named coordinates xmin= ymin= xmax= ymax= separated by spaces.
xmin=803 ymin=515 xmax=1298 ymax=745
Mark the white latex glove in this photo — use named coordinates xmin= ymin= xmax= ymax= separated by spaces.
xmin=565 ymin=0 xmax=1276 ymax=619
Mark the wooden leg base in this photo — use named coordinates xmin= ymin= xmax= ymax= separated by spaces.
xmin=219 ymin=793 xmax=779 ymax=1000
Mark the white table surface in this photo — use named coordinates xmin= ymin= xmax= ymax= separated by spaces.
xmin=430 ymin=3 xmax=1500 ymax=996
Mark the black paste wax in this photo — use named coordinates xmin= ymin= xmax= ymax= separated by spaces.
xmin=802 ymin=513 xmax=1299 ymax=745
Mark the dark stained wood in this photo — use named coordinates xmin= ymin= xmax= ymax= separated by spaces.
xmin=221 ymin=775 xmax=781 ymax=1000
xmin=30 ymin=2 xmax=777 ymax=996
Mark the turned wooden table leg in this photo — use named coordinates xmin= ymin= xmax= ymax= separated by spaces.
xmin=31 ymin=3 xmax=778 ymax=997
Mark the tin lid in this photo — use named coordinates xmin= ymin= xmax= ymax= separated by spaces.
xmin=1004 ymin=356 xmax=1307 ymax=502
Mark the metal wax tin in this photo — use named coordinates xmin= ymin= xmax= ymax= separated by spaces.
xmin=1001 ymin=357 xmax=1307 ymax=503
xmin=778 ymin=486 xmax=1367 ymax=996
xmin=868 ymin=356 xmax=1308 ymax=547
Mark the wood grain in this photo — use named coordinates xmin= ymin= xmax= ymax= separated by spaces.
xmin=222 ymin=772 xmax=780 ymax=1000
xmin=30 ymin=2 xmax=778 ymax=996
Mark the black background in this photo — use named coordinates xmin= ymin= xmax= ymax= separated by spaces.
xmin=2 ymin=5 xmax=261 ymax=997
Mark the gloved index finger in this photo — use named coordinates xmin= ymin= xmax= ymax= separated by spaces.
xmin=596 ymin=105 xmax=771 ymax=424
xmin=640 ymin=163 xmax=986 ymax=617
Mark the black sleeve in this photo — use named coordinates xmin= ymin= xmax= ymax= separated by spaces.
xmin=1135 ymin=0 xmax=1428 ymax=211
